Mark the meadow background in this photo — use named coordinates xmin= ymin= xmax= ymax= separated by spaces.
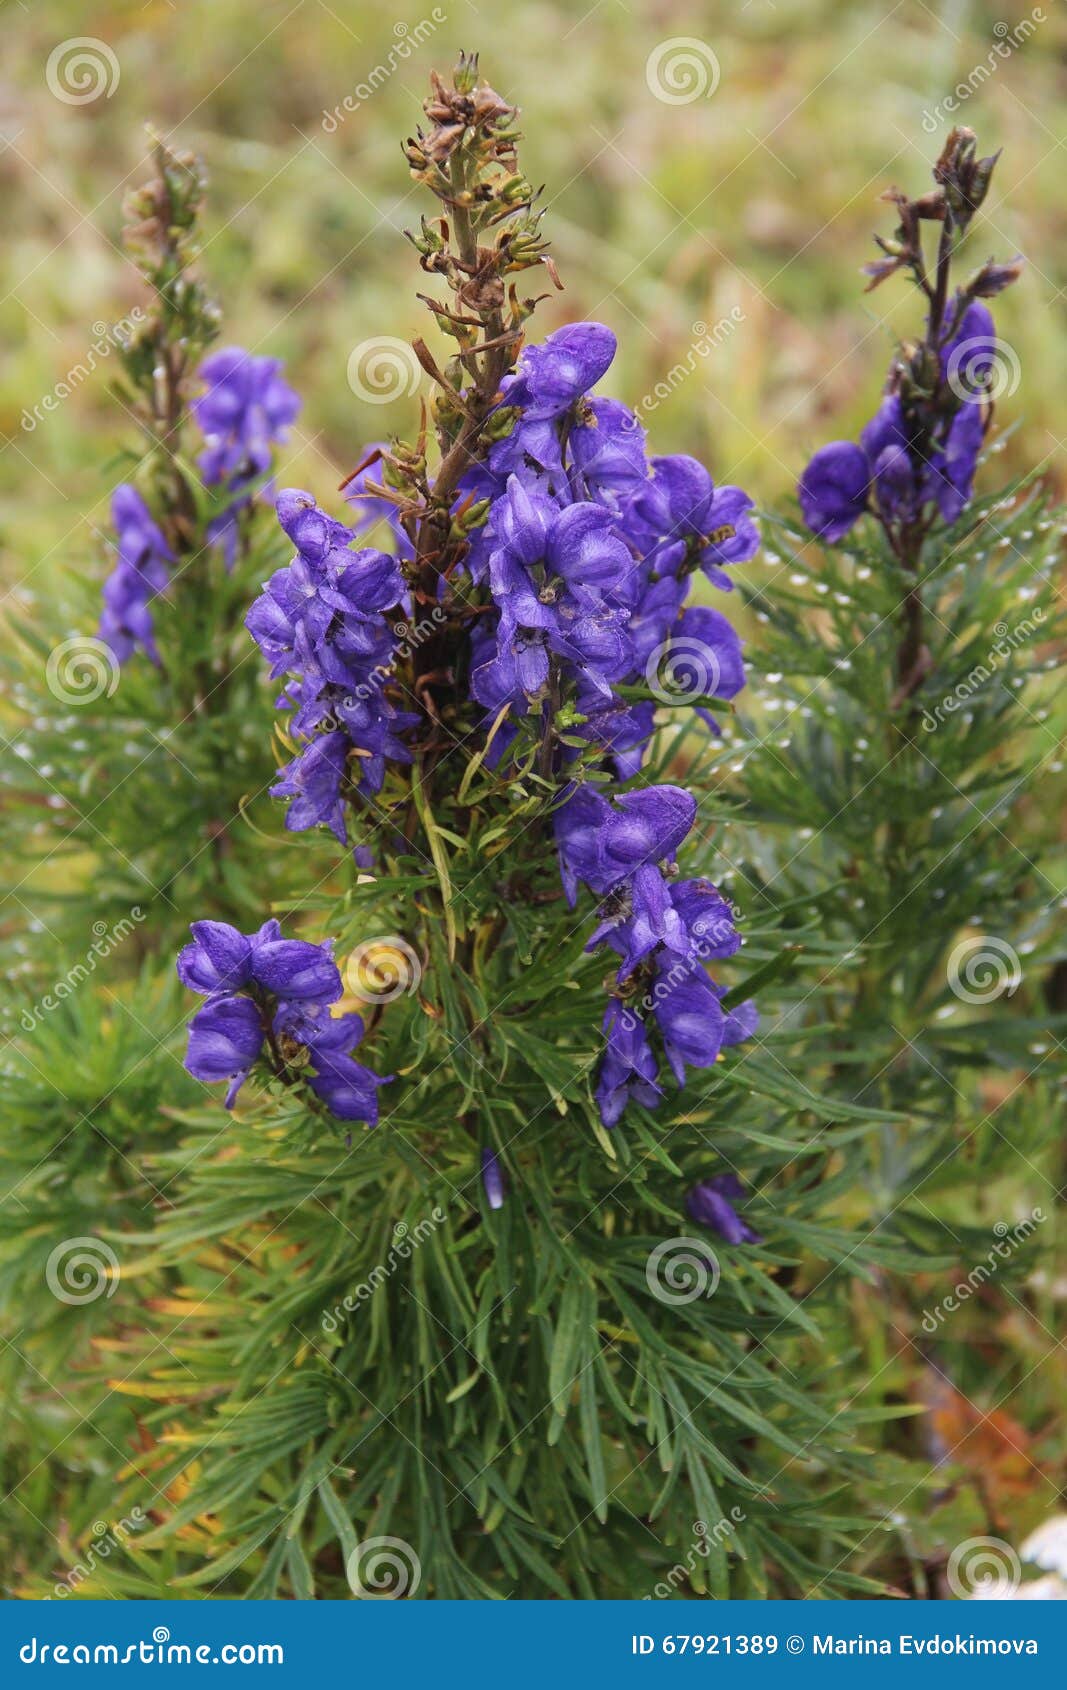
xmin=4 ymin=0 xmax=1066 ymax=575
xmin=1 ymin=0 xmax=1064 ymax=1595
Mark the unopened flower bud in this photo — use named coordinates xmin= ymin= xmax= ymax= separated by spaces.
xmin=966 ymin=256 xmax=1024 ymax=298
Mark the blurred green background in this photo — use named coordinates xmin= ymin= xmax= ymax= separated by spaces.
xmin=3 ymin=0 xmax=1066 ymax=594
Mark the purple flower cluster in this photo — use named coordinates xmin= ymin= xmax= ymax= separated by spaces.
xmin=97 ymin=485 xmax=175 ymax=664
xmin=452 ymin=324 xmax=759 ymax=1132
xmin=554 ymin=783 xmax=757 ymax=1128
xmin=798 ymin=299 xmax=995 ymax=541
xmin=455 ymin=323 xmax=756 ymax=772
xmin=97 ymin=346 xmax=299 ymax=668
xmin=245 ymin=490 xmax=417 ymax=847
xmin=247 ymin=322 xmax=761 ymax=1157
xmin=194 ymin=347 xmax=301 ymax=565
xmin=178 ymin=918 xmax=387 ymax=1123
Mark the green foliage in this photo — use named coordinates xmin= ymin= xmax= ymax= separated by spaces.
xmin=0 ymin=141 xmax=306 ymax=1596
xmin=719 ymin=475 xmax=1066 ymax=1569
xmin=1 ymin=75 xmax=1063 ymax=1606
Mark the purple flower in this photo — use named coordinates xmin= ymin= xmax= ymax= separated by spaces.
xmin=601 ymin=787 xmax=697 ymax=884
xmin=469 ymin=477 xmax=637 ymax=710
xmin=275 ymin=487 xmax=352 ymax=563
xmin=685 ymin=1173 xmax=762 ymax=1244
xmin=652 ymin=964 xmax=725 ymax=1084
xmin=185 ymin=995 xmax=264 ymax=1102
xmin=306 ymin=1050 xmax=389 ymax=1124
xmin=272 ymin=999 xmax=362 ymax=1050
xmin=488 ymin=478 xmax=634 ymax=609
xmin=595 ymin=1003 xmax=661 ymax=1128
xmin=513 ymin=321 xmax=617 ymax=417
xmin=569 ymin=398 xmax=649 ymax=509
xmin=797 ymin=441 xmax=871 ymax=542
xmin=176 ymin=919 xmax=255 ymax=996
xmin=252 ymin=937 xmax=343 ymax=1002
xmin=927 ymin=400 xmax=984 ymax=522
xmin=270 ymin=732 xmax=349 ymax=845
xmin=194 ymin=347 xmax=301 ymax=567
xmin=237 ymin=316 xmax=761 ymax=1164
xmin=194 ymin=346 xmax=300 ymax=487
xmin=248 ymin=488 xmax=417 ymax=844
xmin=588 ymin=862 xmax=684 ymax=978
xmin=574 ymin=691 xmax=657 ymax=781
xmin=554 ymin=788 xmax=612 ymax=905
xmin=632 ymin=454 xmax=759 ymax=589
xmin=941 ymin=298 xmax=997 ymax=389
xmin=178 ymin=919 xmax=386 ymax=1126
xmin=799 ymin=397 xmax=925 ymax=537
xmin=97 ymin=485 xmax=174 ymax=664
xmin=110 ymin=484 xmax=173 ymax=577
xmin=665 ymin=605 xmax=746 ymax=705
xmin=178 ymin=918 xmax=342 ymax=1007
xmin=593 ymin=865 xmax=740 ymax=983
xmin=481 ymin=1148 xmax=506 ymax=1209
xmin=799 ymin=299 xmax=997 ymax=541
xmin=555 ymin=783 xmax=696 ymax=906
xmin=666 ymin=878 xmax=741 ymax=967
xmin=271 ymin=999 xmax=389 ymax=1124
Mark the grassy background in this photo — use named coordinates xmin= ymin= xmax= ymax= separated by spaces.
xmin=3 ymin=0 xmax=1066 ymax=586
